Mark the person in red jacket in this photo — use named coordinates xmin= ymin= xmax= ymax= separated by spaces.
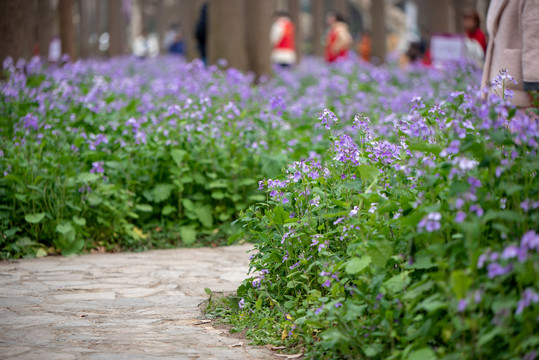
xmin=325 ymin=12 xmax=352 ymax=63
xmin=270 ymin=11 xmax=296 ymax=68
xmin=462 ymin=9 xmax=487 ymax=54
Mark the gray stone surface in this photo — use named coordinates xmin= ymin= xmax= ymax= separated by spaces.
xmin=0 ymin=245 xmax=273 ymax=360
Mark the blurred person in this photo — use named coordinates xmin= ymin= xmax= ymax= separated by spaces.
xmin=358 ymin=31 xmax=371 ymax=62
xmin=462 ymin=9 xmax=487 ymax=54
xmin=163 ymin=24 xmax=179 ymax=52
xmin=133 ymin=29 xmax=150 ymax=58
xmin=169 ymin=31 xmax=184 ymax=55
xmin=324 ymin=12 xmax=352 ymax=63
xmin=270 ymin=11 xmax=296 ymax=68
xmin=481 ymin=0 xmax=539 ymax=108
xmin=195 ymin=3 xmax=208 ymax=65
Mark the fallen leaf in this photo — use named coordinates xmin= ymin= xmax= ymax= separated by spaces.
xmin=193 ymin=319 xmax=212 ymax=325
xmin=228 ymin=341 xmax=244 ymax=348
xmin=274 ymin=354 xmax=303 ymax=359
xmin=268 ymin=346 xmax=286 ymax=350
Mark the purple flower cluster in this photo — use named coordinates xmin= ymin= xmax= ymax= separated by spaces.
xmin=417 ymin=212 xmax=441 ymax=232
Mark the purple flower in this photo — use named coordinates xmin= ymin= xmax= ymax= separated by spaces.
xmin=335 ymin=302 xmax=343 ymax=308
xmin=289 ymin=261 xmax=300 ymax=270
xmin=418 ymin=212 xmax=441 ymax=232
xmin=487 ymin=262 xmax=512 ymax=278
xmin=455 ymin=211 xmax=466 ymax=223
xmin=238 ymin=298 xmax=245 ymax=309
xmin=319 ymin=108 xmax=338 ymax=130
xmin=516 ymin=288 xmax=539 ymax=314
xmin=521 ymin=231 xmax=539 ymax=251
xmin=457 ymin=299 xmax=468 ymax=313
xmin=322 ymin=280 xmax=331 ymax=288
xmin=90 ymin=161 xmax=105 ymax=174
xmin=314 ymin=304 xmax=324 ymax=315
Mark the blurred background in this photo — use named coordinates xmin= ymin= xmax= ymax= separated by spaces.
xmin=0 ymin=0 xmax=491 ymax=74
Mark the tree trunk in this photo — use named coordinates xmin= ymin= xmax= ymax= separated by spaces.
xmin=59 ymin=0 xmax=77 ymax=60
xmin=428 ymin=0 xmax=452 ymax=33
xmin=311 ymin=0 xmax=324 ymax=56
xmin=370 ymin=0 xmax=385 ymax=64
xmin=156 ymin=0 xmax=166 ymax=53
xmin=78 ymin=0 xmax=92 ymax=58
xmin=37 ymin=0 xmax=54 ymax=60
xmin=289 ymin=0 xmax=301 ymax=63
xmin=108 ymin=0 xmax=125 ymax=56
xmin=245 ymin=0 xmax=272 ymax=79
xmin=333 ymin=0 xmax=347 ymax=17
xmin=0 ymin=0 xmax=33 ymax=63
xmin=208 ymin=0 xmax=248 ymax=71
xmin=180 ymin=0 xmax=204 ymax=61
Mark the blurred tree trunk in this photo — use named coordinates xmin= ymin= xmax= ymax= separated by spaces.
xmin=427 ymin=0 xmax=452 ymax=33
xmin=108 ymin=0 xmax=125 ymax=56
xmin=371 ymin=0 xmax=385 ymax=64
xmin=333 ymin=0 xmax=347 ymax=17
xmin=245 ymin=0 xmax=272 ymax=79
xmin=311 ymin=0 xmax=324 ymax=56
xmin=180 ymin=0 xmax=204 ymax=61
xmin=208 ymin=0 xmax=248 ymax=71
xmin=78 ymin=0 xmax=92 ymax=58
xmin=0 ymin=0 xmax=33 ymax=62
xmin=156 ymin=0 xmax=166 ymax=53
xmin=59 ymin=0 xmax=77 ymax=60
xmin=289 ymin=0 xmax=301 ymax=63
xmin=37 ymin=0 xmax=54 ymax=60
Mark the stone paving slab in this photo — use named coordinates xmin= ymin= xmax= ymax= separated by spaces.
xmin=0 ymin=245 xmax=274 ymax=360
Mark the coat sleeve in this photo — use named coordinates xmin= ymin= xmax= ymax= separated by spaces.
xmin=522 ymin=0 xmax=539 ymax=91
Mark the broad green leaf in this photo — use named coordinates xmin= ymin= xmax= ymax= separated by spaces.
xmin=273 ymin=206 xmax=289 ymax=225
xmin=238 ymin=178 xmax=256 ymax=186
xmin=194 ymin=205 xmax=213 ymax=228
xmin=56 ymin=221 xmax=74 ymax=234
xmin=86 ymin=194 xmax=102 ymax=206
xmin=135 ymin=204 xmax=153 ymax=212
xmin=362 ymin=343 xmax=383 ymax=357
xmin=170 ymin=149 xmax=187 ymax=165
xmin=227 ymin=233 xmax=242 ymax=245
xmin=357 ymin=164 xmax=380 ymax=181
xmin=161 ymin=205 xmax=176 ymax=216
xmin=208 ymin=179 xmax=229 ymax=189
xmin=367 ymin=240 xmax=393 ymax=267
xmin=25 ymin=213 xmax=46 ymax=224
xmin=383 ymin=271 xmax=411 ymax=294
xmin=152 ymin=184 xmax=174 ymax=203
xmin=478 ymin=327 xmax=502 ymax=347
xmin=345 ymin=256 xmax=371 ymax=274
xmin=179 ymin=226 xmax=196 ymax=245
xmin=211 ymin=191 xmax=225 ymax=200
xmin=76 ymin=172 xmax=100 ymax=183
xmin=450 ymin=270 xmax=472 ymax=299
xmin=182 ymin=198 xmax=195 ymax=211
xmin=35 ymin=248 xmax=48 ymax=258
xmin=407 ymin=347 xmax=437 ymax=360
xmin=72 ymin=216 xmax=86 ymax=226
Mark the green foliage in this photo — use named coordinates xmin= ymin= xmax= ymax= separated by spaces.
xmin=218 ymin=84 xmax=539 ymax=359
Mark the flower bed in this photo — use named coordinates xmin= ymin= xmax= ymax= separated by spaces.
xmin=218 ymin=71 xmax=539 ymax=359
xmin=0 ymin=56 xmax=476 ymax=257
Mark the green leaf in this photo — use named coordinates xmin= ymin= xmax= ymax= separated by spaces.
xmin=76 ymin=172 xmax=100 ymax=183
xmin=152 ymin=184 xmax=174 ymax=203
xmin=56 ymin=221 xmax=74 ymax=235
xmin=407 ymin=347 xmax=437 ymax=360
xmin=204 ymin=288 xmax=212 ymax=295
xmin=450 ymin=270 xmax=472 ymax=299
xmin=87 ymin=194 xmax=102 ymax=206
xmin=238 ymin=178 xmax=256 ymax=186
xmin=272 ymin=206 xmax=289 ymax=225
xmin=227 ymin=233 xmax=242 ymax=245
xmin=170 ymin=149 xmax=187 ymax=165
xmin=194 ymin=205 xmax=213 ymax=228
xmin=25 ymin=213 xmax=46 ymax=224
xmin=478 ymin=327 xmax=502 ymax=347
xmin=135 ymin=204 xmax=153 ymax=212
xmin=211 ymin=191 xmax=225 ymax=200
xmin=182 ymin=198 xmax=195 ymax=211
xmin=345 ymin=256 xmax=371 ymax=274
xmin=408 ymin=142 xmax=442 ymax=156
xmin=362 ymin=343 xmax=383 ymax=357
xmin=367 ymin=240 xmax=393 ymax=267
xmin=406 ymin=254 xmax=436 ymax=269
xmin=383 ymin=271 xmax=411 ymax=294
xmin=179 ymin=226 xmax=196 ymax=245
xmin=72 ymin=216 xmax=86 ymax=226
xmin=161 ymin=205 xmax=176 ymax=216
xmin=357 ymin=164 xmax=380 ymax=181
xmin=35 ymin=248 xmax=48 ymax=258
xmin=482 ymin=210 xmax=523 ymax=223
xmin=208 ymin=179 xmax=229 ymax=189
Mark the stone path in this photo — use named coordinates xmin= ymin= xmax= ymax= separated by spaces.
xmin=0 ymin=244 xmax=275 ymax=360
